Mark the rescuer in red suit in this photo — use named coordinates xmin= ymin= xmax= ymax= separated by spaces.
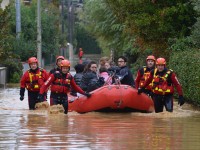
xmin=78 ymin=48 xmax=84 ymax=64
xmin=49 ymin=55 xmax=65 ymax=105
xmin=138 ymin=58 xmax=185 ymax=113
xmin=20 ymin=57 xmax=49 ymax=110
xmin=38 ymin=59 xmax=91 ymax=114
xmin=49 ymin=55 xmax=65 ymax=75
xmin=135 ymin=55 xmax=156 ymax=97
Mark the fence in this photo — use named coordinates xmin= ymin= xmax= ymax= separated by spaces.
xmin=0 ymin=67 xmax=7 ymax=88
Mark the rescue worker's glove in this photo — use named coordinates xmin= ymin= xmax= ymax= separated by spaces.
xmin=20 ymin=88 xmax=25 ymax=101
xmin=70 ymin=92 xmax=77 ymax=97
xmin=84 ymin=92 xmax=91 ymax=98
xmin=37 ymin=94 xmax=44 ymax=102
xmin=178 ymin=95 xmax=185 ymax=106
xmin=20 ymin=96 xmax=24 ymax=101
xmin=138 ymin=87 xmax=145 ymax=94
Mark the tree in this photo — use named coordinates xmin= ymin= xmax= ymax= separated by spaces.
xmin=8 ymin=0 xmax=60 ymax=63
xmin=0 ymin=0 xmax=61 ymax=82
xmin=79 ymin=0 xmax=138 ymax=60
xmin=189 ymin=0 xmax=200 ymax=47
xmin=80 ymin=0 xmax=196 ymax=57
xmin=105 ymin=0 xmax=196 ymax=53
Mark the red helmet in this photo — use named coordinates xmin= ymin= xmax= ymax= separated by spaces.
xmin=156 ymin=58 xmax=166 ymax=65
xmin=146 ymin=55 xmax=156 ymax=61
xmin=61 ymin=59 xmax=70 ymax=68
xmin=28 ymin=57 xmax=38 ymax=65
xmin=56 ymin=56 xmax=65 ymax=61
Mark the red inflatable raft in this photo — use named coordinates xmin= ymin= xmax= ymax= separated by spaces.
xmin=68 ymin=85 xmax=154 ymax=113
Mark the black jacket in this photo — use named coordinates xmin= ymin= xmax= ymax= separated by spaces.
xmin=74 ymin=73 xmax=83 ymax=86
xmin=80 ymin=71 xmax=104 ymax=92
xmin=117 ymin=66 xmax=135 ymax=87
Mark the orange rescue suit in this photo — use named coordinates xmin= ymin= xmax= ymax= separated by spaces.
xmin=20 ymin=68 xmax=49 ymax=92
xmin=40 ymin=72 xmax=85 ymax=95
xmin=135 ymin=66 xmax=153 ymax=90
xmin=143 ymin=68 xmax=183 ymax=96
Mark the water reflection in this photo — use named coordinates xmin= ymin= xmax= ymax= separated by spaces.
xmin=0 ymin=88 xmax=200 ymax=149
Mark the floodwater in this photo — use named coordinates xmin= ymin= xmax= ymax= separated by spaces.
xmin=0 ymin=88 xmax=200 ymax=150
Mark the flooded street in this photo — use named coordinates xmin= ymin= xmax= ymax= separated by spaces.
xmin=0 ymin=87 xmax=200 ymax=150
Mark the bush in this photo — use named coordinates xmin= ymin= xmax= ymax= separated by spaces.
xmin=10 ymin=72 xmax=21 ymax=83
xmin=168 ymin=49 xmax=200 ymax=105
xmin=2 ymin=59 xmax=23 ymax=83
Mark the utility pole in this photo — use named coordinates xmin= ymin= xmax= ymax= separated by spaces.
xmin=61 ymin=0 xmax=64 ymax=33
xmin=37 ymin=0 xmax=42 ymax=67
xmin=67 ymin=0 xmax=73 ymax=67
xmin=67 ymin=0 xmax=71 ymax=43
xmin=16 ymin=0 xmax=21 ymax=39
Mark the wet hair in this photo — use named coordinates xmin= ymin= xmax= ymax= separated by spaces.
xmin=74 ymin=64 xmax=85 ymax=73
xmin=118 ymin=56 xmax=127 ymax=62
xmin=82 ymin=59 xmax=91 ymax=67
xmin=84 ymin=61 xmax=97 ymax=72
xmin=99 ymin=56 xmax=109 ymax=66
xmin=99 ymin=66 xmax=108 ymax=73
xmin=100 ymin=56 xmax=109 ymax=62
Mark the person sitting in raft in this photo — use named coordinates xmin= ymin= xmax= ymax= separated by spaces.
xmin=99 ymin=66 xmax=112 ymax=85
xmin=115 ymin=56 xmax=135 ymax=87
xmin=80 ymin=61 xmax=105 ymax=92
xmin=70 ymin=63 xmax=85 ymax=96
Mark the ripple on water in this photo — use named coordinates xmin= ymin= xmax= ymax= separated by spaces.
xmin=0 ymin=87 xmax=200 ymax=150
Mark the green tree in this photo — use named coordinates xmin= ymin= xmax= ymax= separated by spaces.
xmin=0 ymin=5 xmax=23 ymax=83
xmin=0 ymin=0 xmax=61 ymax=82
xmin=79 ymin=0 xmax=134 ymax=58
xmin=75 ymin=25 xmax=101 ymax=54
xmin=80 ymin=0 xmax=196 ymax=58
xmin=105 ymin=0 xmax=196 ymax=52
xmin=190 ymin=0 xmax=200 ymax=47
xmin=8 ymin=0 xmax=60 ymax=63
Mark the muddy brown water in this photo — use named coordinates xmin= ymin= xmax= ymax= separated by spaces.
xmin=0 ymin=87 xmax=200 ymax=150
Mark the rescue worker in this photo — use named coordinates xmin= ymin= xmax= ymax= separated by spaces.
xmin=78 ymin=48 xmax=84 ymax=64
xmin=49 ymin=56 xmax=65 ymax=75
xmin=38 ymin=59 xmax=91 ymax=114
xmin=138 ymin=58 xmax=185 ymax=113
xmin=116 ymin=56 xmax=134 ymax=87
xmin=135 ymin=55 xmax=156 ymax=97
xmin=20 ymin=57 xmax=49 ymax=110
xmin=49 ymin=56 xmax=65 ymax=105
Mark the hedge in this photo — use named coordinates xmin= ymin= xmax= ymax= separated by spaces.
xmin=168 ymin=49 xmax=200 ymax=105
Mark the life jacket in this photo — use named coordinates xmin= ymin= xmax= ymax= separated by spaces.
xmin=139 ymin=66 xmax=153 ymax=90
xmin=152 ymin=69 xmax=174 ymax=95
xmin=51 ymin=73 xmax=72 ymax=94
xmin=25 ymin=68 xmax=43 ymax=91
